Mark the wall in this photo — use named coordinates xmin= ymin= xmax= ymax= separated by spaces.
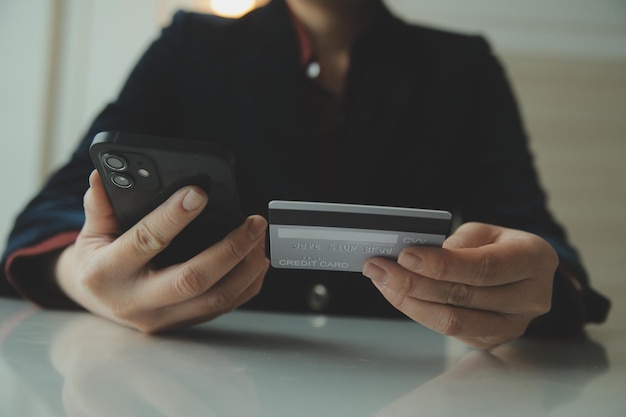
xmin=0 ymin=0 xmax=56 ymax=250
xmin=387 ymin=0 xmax=626 ymax=59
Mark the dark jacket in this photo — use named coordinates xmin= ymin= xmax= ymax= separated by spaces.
xmin=1 ymin=0 xmax=609 ymax=334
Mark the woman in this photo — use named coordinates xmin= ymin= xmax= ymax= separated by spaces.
xmin=0 ymin=0 xmax=610 ymax=349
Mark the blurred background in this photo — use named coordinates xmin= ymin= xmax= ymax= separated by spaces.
xmin=0 ymin=0 xmax=625 ymax=415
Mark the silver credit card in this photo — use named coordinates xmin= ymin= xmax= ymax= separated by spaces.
xmin=268 ymin=201 xmax=452 ymax=272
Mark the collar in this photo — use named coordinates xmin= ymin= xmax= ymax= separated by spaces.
xmin=286 ymin=6 xmax=315 ymax=67
xmin=284 ymin=0 xmax=400 ymax=78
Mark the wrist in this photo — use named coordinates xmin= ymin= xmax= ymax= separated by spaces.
xmin=54 ymin=244 xmax=79 ymax=305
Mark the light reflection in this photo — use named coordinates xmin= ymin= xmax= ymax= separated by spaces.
xmin=309 ymin=315 xmax=328 ymax=328
xmin=207 ymin=0 xmax=256 ymax=18
xmin=191 ymin=0 xmax=270 ymax=19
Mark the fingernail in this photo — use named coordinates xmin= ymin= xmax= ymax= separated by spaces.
xmin=363 ymin=262 xmax=388 ymax=286
xmin=88 ymin=169 xmax=98 ymax=186
xmin=182 ymin=188 xmax=206 ymax=211
xmin=247 ymin=216 xmax=267 ymax=240
xmin=400 ymin=252 xmax=423 ymax=272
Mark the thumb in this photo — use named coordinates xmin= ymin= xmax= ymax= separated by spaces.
xmin=82 ymin=170 xmax=121 ymax=237
xmin=442 ymin=222 xmax=502 ymax=250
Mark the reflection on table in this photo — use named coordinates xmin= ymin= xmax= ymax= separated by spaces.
xmin=0 ymin=298 xmax=612 ymax=417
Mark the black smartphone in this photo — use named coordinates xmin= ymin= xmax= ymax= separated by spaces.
xmin=90 ymin=131 xmax=242 ymax=268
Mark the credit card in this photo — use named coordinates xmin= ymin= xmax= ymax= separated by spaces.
xmin=268 ymin=200 xmax=452 ymax=272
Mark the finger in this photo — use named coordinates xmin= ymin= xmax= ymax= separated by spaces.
xmin=202 ymin=244 xmax=269 ymax=310
xmin=134 ymin=215 xmax=267 ymax=308
xmin=164 ymin=258 xmax=268 ymax=332
xmin=363 ymin=258 xmax=550 ymax=315
xmin=134 ymin=254 xmax=269 ymax=333
xmin=82 ymin=170 xmax=120 ymax=237
xmin=397 ymin=235 xmax=549 ymax=287
xmin=371 ymin=279 xmax=527 ymax=348
xmin=113 ymin=185 xmax=208 ymax=270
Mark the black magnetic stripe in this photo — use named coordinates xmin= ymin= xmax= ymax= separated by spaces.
xmin=269 ymin=209 xmax=450 ymax=234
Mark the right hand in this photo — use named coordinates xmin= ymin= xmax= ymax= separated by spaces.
xmin=55 ymin=170 xmax=269 ymax=332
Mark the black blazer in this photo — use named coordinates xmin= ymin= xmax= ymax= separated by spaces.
xmin=1 ymin=0 xmax=609 ymax=333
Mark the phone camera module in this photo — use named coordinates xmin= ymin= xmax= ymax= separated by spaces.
xmin=103 ymin=154 xmax=127 ymax=171
xmin=111 ymin=173 xmax=133 ymax=189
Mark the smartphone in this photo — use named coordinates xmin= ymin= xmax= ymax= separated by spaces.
xmin=90 ymin=131 xmax=242 ymax=268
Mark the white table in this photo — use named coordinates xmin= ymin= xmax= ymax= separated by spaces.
xmin=0 ymin=297 xmax=622 ymax=416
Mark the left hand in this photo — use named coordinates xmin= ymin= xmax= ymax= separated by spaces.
xmin=362 ymin=222 xmax=558 ymax=349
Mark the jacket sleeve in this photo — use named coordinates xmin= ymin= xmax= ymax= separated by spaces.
xmin=456 ymin=37 xmax=610 ymax=335
xmin=0 ymin=11 xmax=192 ymax=307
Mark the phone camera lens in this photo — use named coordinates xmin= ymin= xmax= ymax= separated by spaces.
xmin=103 ymin=154 xmax=127 ymax=171
xmin=111 ymin=174 xmax=133 ymax=189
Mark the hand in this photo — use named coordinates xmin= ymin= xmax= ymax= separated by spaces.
xmin=362 ymin=222 xmax=558 ymax=349
xmin=55 ymin=170 xmax=269 ymax=332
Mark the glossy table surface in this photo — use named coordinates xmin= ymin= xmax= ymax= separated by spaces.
xmin=0 ymin=297 xmax=623 ymax=417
